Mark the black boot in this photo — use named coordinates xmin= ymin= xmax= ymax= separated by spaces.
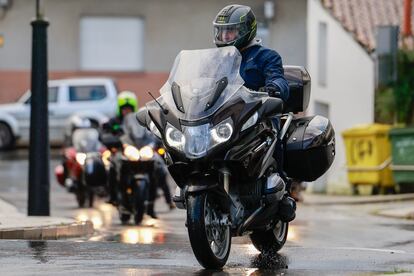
xmin=146 ymin=202 xmax=158 ymax=219
xmin=278 ymin=195 xmax=296 ymax=222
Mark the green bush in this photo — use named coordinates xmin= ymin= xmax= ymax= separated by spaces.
xmin=375 ymin=50 xmax=414 ymax=125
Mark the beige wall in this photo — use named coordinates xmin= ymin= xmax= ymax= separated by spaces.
xmin=307 ymin=0 xmax=375 ymax=193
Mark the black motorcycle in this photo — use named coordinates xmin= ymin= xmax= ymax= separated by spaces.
xmin=102 ymin=114 xmax=157 ymax=225
xmin=137 ymin=47 xmax=335 ymax=269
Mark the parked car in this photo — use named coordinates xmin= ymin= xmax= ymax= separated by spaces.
xmin=0 ymin=78 xmax=118 ymax=149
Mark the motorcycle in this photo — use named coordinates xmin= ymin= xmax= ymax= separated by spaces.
xmin=55 ymin=127 xmax=107 ymax=208
xmin=101 ymin=114 xmax=159 ymax=225
xmin=136 ymin=47 xmax=335 ymax=269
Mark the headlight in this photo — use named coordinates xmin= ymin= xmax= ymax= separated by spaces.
xmin=183 ymin=123 xmax=210 ymax=158
xmin=166 ymin=124 xmax=185 ymax=151
xmin=149 ymin=120 xmax=162 ymax=139
xmin=76 ymin=153 xmax=87 ymax=166
xmin=211 ymin=118 xmax=233 ymax=145
xmin=164 ymin=119 xmax=233 ymax=159
xmin=140 ymin=146 xmax=154 ymax=160
xmin=102 ymin=150 xmax=111 ymax=166
xmin=241 ymin=112 xmax=258 ymax=132
xmin=124 ymin=145 xmax=140 ymax=161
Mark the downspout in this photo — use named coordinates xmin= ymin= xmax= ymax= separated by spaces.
xmin=403 ymin=0 xmax=413 ymax=49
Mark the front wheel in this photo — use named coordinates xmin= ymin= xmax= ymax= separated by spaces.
xmin=250 ymin=220 xmax=288 ymax=253
xmin=134 ymin=180 xmax=147 ymax=225
xmin=0 ymin=122 xmax=14 ymax=150
xmin=187 ymin=193 xmax=231 ymax=269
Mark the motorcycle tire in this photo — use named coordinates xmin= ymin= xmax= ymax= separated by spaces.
xmin=88 ymin=192 xmax=94 ymax=208
xmin=187 ymin=193 xmax=231 ymax=269
xmin=250 ymin=220 xmax=288 ymax=253
xmin=76 ymin=189 xmax=86 ymax=208
xmin=120 ymin=213 xmax=131 ymax=225
xmin=133 ymin=180 xmax=147 ymax=225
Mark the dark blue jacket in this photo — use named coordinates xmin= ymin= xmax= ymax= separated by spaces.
xmin=240 ymin=43 xmax=290 ymax=102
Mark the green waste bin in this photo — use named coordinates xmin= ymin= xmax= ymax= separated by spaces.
xmin=390 ymin=127 xmax=414 ymax=193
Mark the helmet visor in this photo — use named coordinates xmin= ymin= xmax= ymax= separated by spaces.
xmin=214 ymin=23 xmax=247 ymax=44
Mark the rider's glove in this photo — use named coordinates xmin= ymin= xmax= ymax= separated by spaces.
xmin=259 ymin=85 xmax=281 ymax=98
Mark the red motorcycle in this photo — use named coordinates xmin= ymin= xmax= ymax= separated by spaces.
xmin=55 ymin=127 xmax=108 ymax=207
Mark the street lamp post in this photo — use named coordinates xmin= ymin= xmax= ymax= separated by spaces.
xmin=28 ymin=0 xmax=50 ymax=216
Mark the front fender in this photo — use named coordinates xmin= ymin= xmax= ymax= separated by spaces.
xmin=0 ymin=111 xmax=20 ymax=138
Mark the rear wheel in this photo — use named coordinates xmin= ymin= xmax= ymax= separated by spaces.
xmin=0 ymin=122 xmax=14 ymax=150
xmin=187 ymin=193 xmax=231 ymax=269
xmin=250 ymin=220 xmax=288 ymax=253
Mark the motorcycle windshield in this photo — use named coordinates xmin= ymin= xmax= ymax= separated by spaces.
xmin=122 ymin=113 xmax=154 ymax=148
xmin=159 ymin=47 xmax=244 ymax=121
xmin=72 ymin=128 xmax=101 ymax=152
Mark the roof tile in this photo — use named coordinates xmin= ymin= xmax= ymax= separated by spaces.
xmin=321 ymin=0 xmax=414 ymax=51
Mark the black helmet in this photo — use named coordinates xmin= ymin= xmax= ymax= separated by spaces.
xmin=213 ymin=5 xmax=257 ymax=49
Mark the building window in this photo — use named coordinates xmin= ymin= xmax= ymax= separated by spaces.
xmin=80 ymin=17 xmax=144 ymax=71
xmin=318 ymin=22 xmax=328 ymax=86
xmin=25 ymin=87 xmax=59 ymax=104
xmin=69 ymin=86 xmax=107 ymax=102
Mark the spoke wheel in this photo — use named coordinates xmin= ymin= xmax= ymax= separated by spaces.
xmin=187 ymin=193 xmax=231 ymax=269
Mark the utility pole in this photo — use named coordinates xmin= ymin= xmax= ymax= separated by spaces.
xmin=28 ymin=0 xmax=50 ymax=216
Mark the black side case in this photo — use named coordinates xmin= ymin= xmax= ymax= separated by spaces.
xmin=283 ymin=66 xmax=311 ymax=113
xmin=284 ymin=115 xmax=335 ymax=181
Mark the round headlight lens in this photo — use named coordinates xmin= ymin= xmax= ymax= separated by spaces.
xmin=140 ymin=146 xmax=154 ymax=160
xmin=124 ymin=145 xmax=140 ymax=161
xmin=211 ymin=122 xmax=233 ymax=143
xmin=166 ymin=126 xmax=185 ymax=149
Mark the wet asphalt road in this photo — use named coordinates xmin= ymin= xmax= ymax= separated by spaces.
xmin=1 ymin=150 xmax=414 ymax=275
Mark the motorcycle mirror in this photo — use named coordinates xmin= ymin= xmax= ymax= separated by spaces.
xmin=261 ymin=97 xmax=284 ymax=118
xmin=136 ymin=108 xmax=148 ymax=128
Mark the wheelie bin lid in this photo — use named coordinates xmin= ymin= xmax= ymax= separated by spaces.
xmin=342 ymin=124 xmax=391 ymax=137
xmin=389 ymin=126 xmax=414 ymax=136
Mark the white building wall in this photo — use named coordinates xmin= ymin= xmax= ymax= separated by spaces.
xmin=307 ymin=0 xmax=375 ymax=193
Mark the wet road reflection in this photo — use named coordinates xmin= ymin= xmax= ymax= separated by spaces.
xmin=28 ymin=241 xmax=49 ymax=264
xmin=120 ymin=227 xmax=166 ymax=244
xmin=74 ymin=203 xmax=115 ymax=230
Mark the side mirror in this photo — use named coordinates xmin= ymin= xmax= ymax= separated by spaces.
xmin=136 ymin=108 xmax=148 ymax=128
xmin=260 ymin=97 xmax=284 ymax=118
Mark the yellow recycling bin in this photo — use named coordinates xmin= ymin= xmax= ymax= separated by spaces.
xmin=342 ymin=124 xmax=395 ymax=194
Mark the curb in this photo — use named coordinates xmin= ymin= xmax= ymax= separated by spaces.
xmin=374 ymin=208 xmax=414 ymax=220
xmin=0 ymin=221 xmax=94 ymax=240
xmin=302 ymin=193 xmax=414 ymax=206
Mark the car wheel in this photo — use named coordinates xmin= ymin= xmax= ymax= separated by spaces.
xmin=0 ymin=122 xmax=14 ymax=150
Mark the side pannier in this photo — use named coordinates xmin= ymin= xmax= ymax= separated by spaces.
xmin=284 ymin=115 xmax=335 ymax=181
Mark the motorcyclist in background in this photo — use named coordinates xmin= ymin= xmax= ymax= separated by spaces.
xmin=213 ymin=4 xmax=295 ymax=222
xmin=102 ymin=91 xmax=173 ymax=219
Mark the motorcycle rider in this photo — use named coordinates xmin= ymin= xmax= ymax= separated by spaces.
xmin=103 ymin=91 xmax=172 ymax=219
xmin=213 ymin=4 xmax=295 ymax=222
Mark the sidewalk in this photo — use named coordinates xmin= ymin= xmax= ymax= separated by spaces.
xmin=302 ymin=193 xmax=414 ymax=220
xmin=0 ymin=199 xmax=93 ymax=240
